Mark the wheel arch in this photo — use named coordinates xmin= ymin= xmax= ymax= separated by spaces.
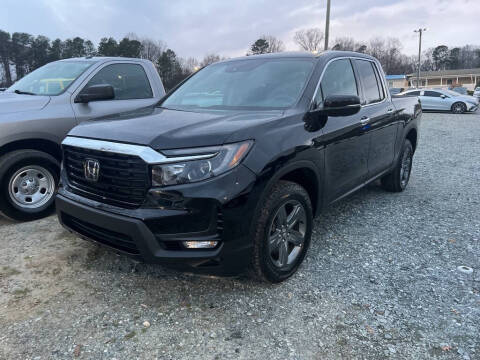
xmin=259 ymin=160 xmax=322 ymax=217
xmin=405 ymin=128 xmax=418 ymax=153
xmin=0 ymin=138 xmax=62 ymax=162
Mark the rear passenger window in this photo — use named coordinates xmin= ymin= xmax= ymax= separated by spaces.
xmin=407 ymin=91 xmax=421 ymax=96
xmin=355 ymin=60 xmax=382 ymax=104
xmin=424 ymin=91 xmax=442 ymax=97
xmin=85 ymin=63 xmax=153 ymax=100
xmin=315 ymin=59 xmax=357 ymax=106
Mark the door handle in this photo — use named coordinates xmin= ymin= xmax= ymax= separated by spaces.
xmin=360 ymin=116 xmax=370 ymax=124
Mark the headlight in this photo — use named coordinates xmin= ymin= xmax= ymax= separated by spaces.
xmin=152 ymin=140 xmax=253 ymax=186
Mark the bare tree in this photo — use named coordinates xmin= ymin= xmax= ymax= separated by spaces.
xmin=200 ymin=53 xmax=223 ymax=67
xmin=331 ymin=37 xmax=356 ymax=51
xmin=262 ymin=35 xmax=285 ymax=53
xmin=368 ymin=37 xmax=386 ymax=61
xmin=125 ymin=33 xmax=166 ymax=63
xmin=140 ymin=38 xmax=166 ymax=63
xmin=293 ymin=28 xmax=324 ymax=52
xmin=182 ymin=57 xmax=200 ymax=73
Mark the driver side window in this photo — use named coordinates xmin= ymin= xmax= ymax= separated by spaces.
xmin=314 ymin=59 xmax=358 ymax=108
xmin=83 ymin=63 xmax=153 ymax=100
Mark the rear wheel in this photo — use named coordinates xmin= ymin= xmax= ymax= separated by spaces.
xmin=0 ymin=150 xmax=59 ymax=221
xmin=451 ymin=102 xmax=467 ymax=114
xmin=250 ymin=181 xmax=313 ymax=283
xmin=381 ymin=139 xmax=413 ymax=192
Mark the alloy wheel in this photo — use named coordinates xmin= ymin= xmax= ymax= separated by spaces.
xmin=399 ymin=148 xmax=412 ymax=188
xmin=452 ymin=103 xmax=466 ymax=114
xmin=267 ymin=200 xmax=307 ymax=269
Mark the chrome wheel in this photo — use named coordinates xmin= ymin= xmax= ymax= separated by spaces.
xmin=8 ymin=166 xmax=55 ymax=209
xmin=400 ymin=148 xmax=412 ymax=188
xmin=268 ymin=200 xmax=307 ymax=269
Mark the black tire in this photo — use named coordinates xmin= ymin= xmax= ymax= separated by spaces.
xmin=451 ymin=102 xmax=467 ymax=114
xmin=250 ymin=180 xmax=313 ymax=283
xmin=0 ymin=150 xmax=59 ymax=221
xmin=381 ymin=139 xmax=413 ymax=192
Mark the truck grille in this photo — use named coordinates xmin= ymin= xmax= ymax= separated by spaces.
xmin=63 ymin=145 xmax=149 ymax=208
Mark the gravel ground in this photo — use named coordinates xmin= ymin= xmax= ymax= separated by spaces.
xmin=1 ymin=112 xmax=479 ymax=360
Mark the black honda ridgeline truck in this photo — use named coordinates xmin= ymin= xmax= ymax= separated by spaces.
xmin=56 ymin=51 xmax=421 ymax=283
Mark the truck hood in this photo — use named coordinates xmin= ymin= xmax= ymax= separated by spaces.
xmin=68 ymin=106 xmax=284 ymax=149
xmin=0 ymin=92 xmax=51 ymax=114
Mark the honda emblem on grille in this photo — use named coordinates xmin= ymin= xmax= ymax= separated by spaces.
xmin=83 ymin=159 xmax=100 ymax=182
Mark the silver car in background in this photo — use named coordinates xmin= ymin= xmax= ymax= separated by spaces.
xmin=398 ymin=88 xmax=479 ymax=114
xmin=474 ymin=87 xmax=480 ymax=100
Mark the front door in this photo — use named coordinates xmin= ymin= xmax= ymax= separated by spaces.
xmin=314 ymin=58 xmax=370 ymax=203
xmin=71 ymin=62 xmax=158 ymax=122
xmin=420 ymin=90 xmax=450 ymax=110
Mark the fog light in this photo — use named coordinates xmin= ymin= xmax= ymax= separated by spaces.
xmin=183 ymin=241 xmax=218 ymax=249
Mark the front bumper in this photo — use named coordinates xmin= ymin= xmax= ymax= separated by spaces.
xmin=56 ymin=164 xmax=260 ymax=275
xmin=467 ymin=103 xmax=478 ymax=112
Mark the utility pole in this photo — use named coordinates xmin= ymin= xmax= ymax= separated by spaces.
xmin=414 ymin=28 xmax=427 ymax=88
xmin=324 ymin=0 xmax=331 ymax=51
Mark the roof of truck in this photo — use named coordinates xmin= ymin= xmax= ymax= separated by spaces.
xmin=56 ymin=56 xmax=151 ymax=64
xmin=218 ymin=50 xmax=378 ymax=64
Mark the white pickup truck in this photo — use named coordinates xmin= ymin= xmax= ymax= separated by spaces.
xmin=0 ymin=57 xmax=165 ymax=221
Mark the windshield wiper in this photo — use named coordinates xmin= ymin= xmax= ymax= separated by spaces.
xmin=14 ymin=89 xmax=36 ymax=95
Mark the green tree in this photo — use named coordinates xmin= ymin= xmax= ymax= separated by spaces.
xmin=432 ymin=45 xmax=449 ymax=70
xmin=97 ymin=37 xmax=118 ymax=56
xmin=84 ymin=40 xmax=96 ymax=56
xmin=448 ymin=47 xmax=461 ymax=69
xmin=63 ymin=37 xmax=87 ymax=58
xmin=48 ymin=38 xmax=64 ymax=62
xmin=0 ymin=30 xmax=12 ymax=86
xmin=117 ymin=38 xmax=142 ymax=57
xmin=11 ymin=32 xmax=33 ymax=79
xmin=157 ymin=49 xmax=184 ymax=90
xmin=250 ymin=39 xmax=269 ymax=55
xmin=356 ymin=44 xmax=367 ymax=53
xmin=30 ymin=35 xmax=50 ymax=69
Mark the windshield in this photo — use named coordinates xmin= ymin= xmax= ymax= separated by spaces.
xmin=161 ymin=58 xmax=314 ymax=110
xmin=7 ymin=61 xmax=93 ymax=96
xmin=444 ymin=90 xmax=461 ymax=97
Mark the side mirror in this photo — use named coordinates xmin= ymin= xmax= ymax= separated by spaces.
xmin=323 ymin=95 xmax=361 ymax=116
xmin=303 ymin=95 xmax=361 ymax=132
xmin=440 ymin=94 xmax=446 ymax=99
xmin=75 ymin=84 xmax=115 ymax=103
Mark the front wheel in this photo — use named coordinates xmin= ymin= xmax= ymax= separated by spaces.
xmin=250 ymin=180 xmax=313 ymax=283
xmin=381 ymin=139 xmax=413 ymax=192
xmin=0 ymin=150 xmax=59 ymax=221
xmin=451 ymin=102 xmax=467 ymax=114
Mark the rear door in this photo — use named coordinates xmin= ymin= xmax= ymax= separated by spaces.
xmin=316 ymin=58 xmax=370 ymax=203
xmin=71 ymin=62 xmax=159 ymax=122
xmin=353 ymin=59 xmax=397 ymax=178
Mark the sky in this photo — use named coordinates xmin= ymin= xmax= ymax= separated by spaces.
xmin=1 ymin=0 xmax=479 ymax=59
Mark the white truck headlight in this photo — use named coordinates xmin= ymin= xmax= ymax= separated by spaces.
xmin=152 ymin=141 xmax=253 ymax=186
